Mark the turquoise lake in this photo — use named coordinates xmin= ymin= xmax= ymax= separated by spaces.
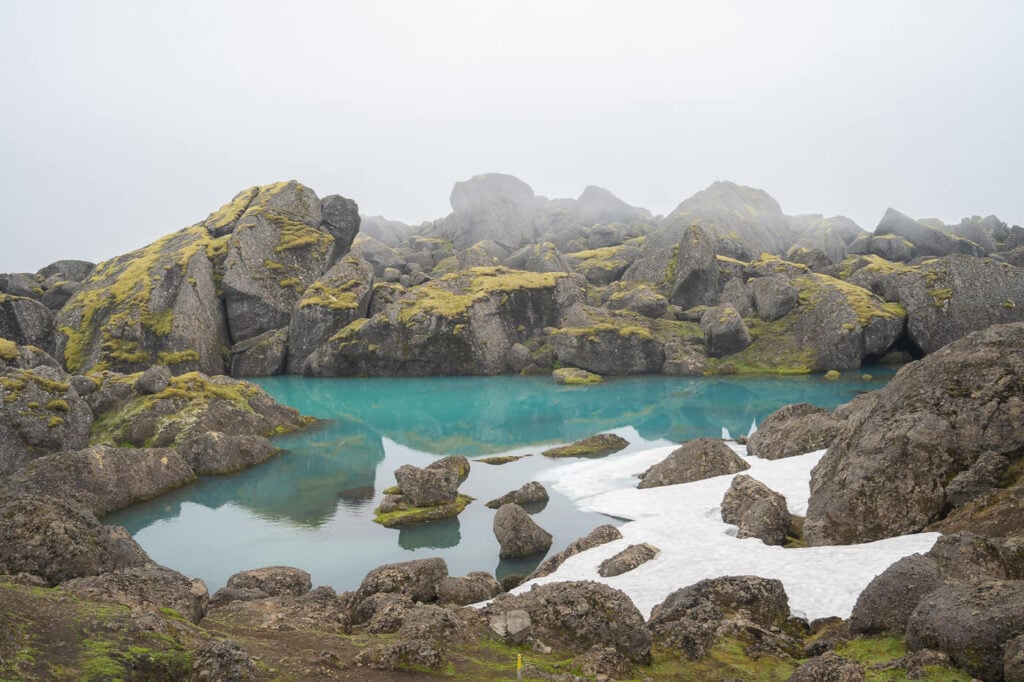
xmin=106 ymin=370 xmax=897 ymax=593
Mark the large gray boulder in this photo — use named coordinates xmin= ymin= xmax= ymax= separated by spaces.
xmin=746 ymin=403 xmax=843 ymax=459
xmin=484 ymin=581 xmax=652 ymax=663
xmin=4 ymin=445 xmax=196 ymax=517
xmin=0 ymin=493 xmax=151 ymax=584
xmin=624 ymin=223 xmax=720 ymax=309
xmin=228 ymin=327 xmax=288 ymax=377
xmin=428 ymin=173 xmax=539 ymax=249
xmin=320 ymin=194 xmax=360 ymax=265
xmin=720 ymin=474 xmax=789 ymax=545
xmin=62 ymin=565 xmax=209 ymax=624
xmin=874 ymin=207 xmax=982 ymax=259
xmin=749 ymin=274 xmax=799 ymax=322
xmin=849 ymin=554 xmax=942 ymax=635
xmin=493 ymin=503 xmax=553 ymax=559
xmin=700 ymin=304 xmax=752 ymax=357
xmin=221 ymin=180 xmax=332 ymax=343
xmin=572 ymin=185 xmax=648 ymax=226
xmin=0 ymin=364 xmax=93 ymax=478
xmin=0 ymin=294 xmax=54 ymax=353
xmin=647 ymin=575 xmax=796 ymax=661
xmin=178 ymin=432 xmax=279 ymax=475
xmin=874 ymin=255 xmax=1024 ymax=355
xmin=598 ymin=543 xmax=659 ymax=577
xmin=286 ymin=255 xmax=374 ymax=372
xmin=638 ymin=438 xmax=749 ymax=489
xmin=805 ymin=323 xmax=1024 ymax=545
xmin=356 ymin=557 xmax=449 ymax=603
xmin=393 ymin=463 xmax=462 ymax=507
xmin=436 ymin=572 xmax=503 ymax=606
xmin=907 ymin=580 xmax=1024 ymax=681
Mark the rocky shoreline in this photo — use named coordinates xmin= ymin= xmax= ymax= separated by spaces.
xmin=2 ymin=176 xmax=1023 ymax=679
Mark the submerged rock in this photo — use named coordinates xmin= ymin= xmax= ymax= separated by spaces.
xmin=541 ymin=433 xmax=629 ymax=458
xmin=552 ymin=367 xmax=603 ymax=385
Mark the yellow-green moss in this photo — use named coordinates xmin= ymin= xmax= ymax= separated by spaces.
xmin=794 ymin=273 xmax=906 ymax=327
xmin=45 ymin=398 xmax=68 ymax=412
xmin=0 ymin=369 xmax=71 ymax=403
xmin=373 ymin=494 xmax=474 ymax=528
xmin=202 ymin=186 xmax=259 ymax=233
xmin=47 ymin=416 xmax=64 ymax=428
xmin=268 ymin=212 xmax=333 ymax=255
xmin=0 ymin=337 xmax=18 ymax=361
xmin=156 ymin=349 xmax=201 ymax=365
xmin=824 ymin=370 xmax=841 ymax=380
xmin=299 ymin=279 xmax=362 ymax=310
xmin=397 ymin=267 xmax=564 ymax=323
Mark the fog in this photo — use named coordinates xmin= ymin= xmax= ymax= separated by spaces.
xmin=1 ymin=1 xmax=1021 ymax=272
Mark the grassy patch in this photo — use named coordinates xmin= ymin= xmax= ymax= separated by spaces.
xmin=373 ymin=494 xmax=473 ymax=528
xmin=0 ymin=337 xmax=18 ymax=361
xmin=646 ymin=640 xmax=797 ymax=681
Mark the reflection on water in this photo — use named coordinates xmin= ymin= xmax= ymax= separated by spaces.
xmin=105 ymin=370 xmax=896 ymax=592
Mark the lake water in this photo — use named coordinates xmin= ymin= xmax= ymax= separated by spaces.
xmin=106 ymin=370 xmax=896 ymax=593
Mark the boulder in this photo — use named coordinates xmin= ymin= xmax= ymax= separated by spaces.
xmin=286 ymin=255 xmax=374 ymax=372
xmin=874 ymin=255 xmax=1024 ymax=355
xmin=528 ymin=524 xmax=623 ymax=579
xmin=320 ymin=194 xmax=361 ymax=265
xmin=485 ymin=481 xmax=548 ymax=511
xmin=208 ymin=566 xmax=312 ymax=609
xmin=566 ymin=241 xmax=641 ymax=285
xmin=62 ymin=565 xmax=209 ymax=624
xmin=393 ymin=463 xmax=461 ymax=507
xmin=805 ymin=323 xmax=1024 ymax=545
xmin=178 ymin=432 xmax=279 ymax=475
xmin=849 ymin=554 xmax=942 ymax=635
xmin=1005 ymin=634 xmax=1024 ymax=682
xmin=221 ymin=181 xmax=332 ymax=344
xmin=551 ymin=317 xmax=668 ymax=375
xmin=906 ymin=580 xmax=1024 ymax=681
xmin=0 ymin=493 xmax=151 ymax=585
xmin=493 ymin=503 xmax=553 ymax=559
xmin=746 ymin=403 xmax=843 ymax=460
xmin=353 ymin=639 xmax=445 ymax=671
xmin=228 ymin=328 xmax=288 ymax=377
xmin=0 ymin=294 xmax=54 ymax=353
xmin=572 ymin=185 xmax=647 ymax=226
xmin=551 ymin=367 xmax=602 ymax=385
xmin=874 ymin=207 xmax=981 ymax=259
xmin=541 ymin=433 xmax=629 ymax=458
xmin=602 ymin=282 xmax=669 ymax=318
xmin=356 ymin=557 xmax=449 ymax=603
xmin=5 ymin=445 xmax=196 ymax=517
xmin=36 ymin=259 xmax=96 ymax=283
xmin=0 ymin=364 xmax=93 ymax=477
xmin=647 ymin=575 xmax=796 ymax=660
xmin=598 ymin=543 xmax=659 ymax=577
xmin=189 ymin=639 xmax=257 ymax=681
xmin=429 ymin=173 xmax=539 ymax=249
xmin=638 ymin=437 xmax=749 ymax=489
xmin=788 ymin=652 xmax=865 ymax=681
xmin=700 ymin=304 xmax=751 ymax=357
xmin=484 ymin=581 xmax=651 ymax=663
xmin=436 ymin=572 xmax=502 ymax=606
xmin=749 ymin=274 xmax=799 ymax=322
xmin=134 ymin=364 xmax=172 ymax=394
xmin=720 ymin=474 xmax=789 ymax=545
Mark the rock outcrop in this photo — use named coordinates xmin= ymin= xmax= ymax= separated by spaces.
xmin=805 ymin=322 xmax=1024 ymax=545
xmin=746 ymin=403 xmax=843 ymax=459
xmin=720 ymin=474 xmax=790 ymax=545
xmin=62 ymin=565 xmax=209 ymax=624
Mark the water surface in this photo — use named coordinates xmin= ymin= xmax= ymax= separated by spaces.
xmin=106 ymin=370 xmax=895 ymax=592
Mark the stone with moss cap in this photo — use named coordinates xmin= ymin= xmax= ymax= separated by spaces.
xmin=552 ymin=367 xmax=602 ymax=385
xmin=542 ymin=433 xmax=629 ymax=458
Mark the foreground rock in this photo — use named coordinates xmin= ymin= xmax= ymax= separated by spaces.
xmin=805 ymin=322 xmax=1024 ymax=545
xmin=485 ymin=581 xmax=652 ymax=663
xmin=720 ymin=474 xmax=790 ymax=545
xmin=647 ymin=575 xmax=802 ymax=661
xmin=209 ymin=565 xmax=312 ymax=608
xmin=485 ymin=481 xmax=549 ymax=510
xmin=62 ymin=565 xmax=209 ymax=624
xmin=0 ymin=494 xmax=151 ymax=584
xmin=355 ymin=557 xmax=449 ymax=604
xmin=542 ymin=432 xmax=629 ymax=458
xmin=493 ymin=503 xmax=553 ymax=558
xmin=436 ymin=572 xmax=503 ymax=606
xmin=638 ymin=437 xmax=749 ymax=488
xmin=178 ymin=431 xmax=279 ymax=475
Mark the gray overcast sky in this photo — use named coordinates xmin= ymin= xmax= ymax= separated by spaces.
xmin=1 ymin=1 xmax=1022 ymax=272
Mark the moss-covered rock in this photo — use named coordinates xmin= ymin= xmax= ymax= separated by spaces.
xmin=542 ymin=433 xmax=629 ymax=458
xmin=373 ymin=494 xmax=473 ymax=528
xmin=0 ymin=294 xmax=54 ymax=354
xmin=552 ymin=367 xmax=603 ymax=385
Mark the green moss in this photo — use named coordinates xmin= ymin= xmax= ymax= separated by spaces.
xmin=156 ymin=349 xmax=201 ymax=365
xmin=47 ymin=416 xmax=64 ymax=428
xmin=824 ymin=369 xmax=841 ymax=380
xmin=45 ymin=398 xmax=68 ymax=412
xmin=373 ymin=494 xmax=474 ymax=528
xmin=647 ymin=639 xmax=797 ymax=680
xmin=299 ymin=279 xmax=362 ymax=310
xmin=665 ymin=243 xmax=680 ymax=285
xmin=101 ymin=338 xmax=151 ymax=365
xmin=397 ymin=267 xmax=564 ymax=323
xmin=277 ymin=277 xmax=303 ymax=290
xmin=202 ymin=186 xmax=259 ymax=233
xmin=1003 ymin=300 xmax=1017 ymax=309
xmin=553 ymin=367 xmax=603 ymax=385
xmin=0 ymin=369 xmax=71 ymax=403
xmin=0 ymin=337 xmax=18 ymax=361
xmin=268 ymin=212 xmax=333 ymax=255
xmin=707 ymin=316 xmax=814 ymax=375
xmin=794 ymin=273 xmax=906 ymax=327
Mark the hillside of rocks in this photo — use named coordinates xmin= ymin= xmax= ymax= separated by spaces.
xmin=4 ymin=173 xmax=1021 ymax=380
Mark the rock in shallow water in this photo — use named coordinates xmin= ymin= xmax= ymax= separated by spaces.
xmin=492 ymin=503 xmax=553 ymax=559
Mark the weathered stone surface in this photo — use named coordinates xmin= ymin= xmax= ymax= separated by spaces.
xmin=134 ymin=364 xmax=172 ymax=394
xmin=720 ymin=474 xmax=789 ymax=545
xmin=5 ymin=445 xmax=196 ymax=517
xmin=286 ymin=255 xmax=374 ymax=372
xmin=0 ymin=493 xmax=151 ymax=585
xmin=427 ymin=173 xmax=539 ymax=250
xmin=88 ymin=372 xmax=308 ymax=449
xmin=488 ymin=608 xmax=532 ymax=643
xmin=528 ymin=524 xmax=623 ymax=580
xmin=355 ymin=557 xmax=449 ymax=603
xmin=598 ymin=543 xmax=659 ymax=577
xmin=750 ymin=274 xmax=799 ymax=322
xmin=805 ymin=323 xmax=1024 ymax=545
xmin=0 ymin=294 xmax=54 ymax=353
xmin=63 ymin=565 xmax=209 ymax=624
xmin=850 ymin=554 xmax=941 ymax=636
xmin=320 ymin=194 xmax=360 ymax=265
xmin=551 ymin=317 xmax=668 ymax=375
xmin=36 ymin=259 xmax=96 ymax=283
xmin=874 ymin=255 xmax=1024 ymax=355
xmin=0 ymin=364 xmax=92 ymax=478
xmin=638 ymin=438 xmax=749 ymax=488
xmin=436 ymin=572 xmax=502 ymax=606
xmin=221 ymin=181 xmax=331 ymax=344
xmin=486 ymin=481 xmax=549 ymax=510
xmin=647 ymin=575 xmax=795 ymax=660
xmin=354 ymin=639 xmax=445 ymax=671
xmin=541 ymin=433 xmax=629 ymax=458
xmin=178 ymin=432 xmax=278 ymax=475
xmin=602 ymin=282 xmax=669 ymax=318
xmin=216 ymin=566 xmax=312 ymax=606
xmin=874 ymin=207 xmax=982 ymax=259
xmin=907 ymin=580 xmax=1024 ymax=681
xmin=1005 ymin=634 xmax=1024 ymax=682
xmin=189 ymin=639 xmax=257 ymax=681
xmin=788 ymin=652 xmax=865 ymax=681
xmin=485 ymin=581 xmax=651 ymax=662
xmin=394 ymin=463 xmax=461 ymax=507
xmin=701 ymin=304 xmax=751 ymax=357
xmin=229 ymin=327 xmax=288 ymax=377
xmin=573 ymin=185 xmax=648 ymax=226
xmin=493 ymin=503 xmax=553 ymax=559
xmin=304 ymin=267 xmax=582 ymax=376
xmin=746 ymin=403 xmax=843 ymax=460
